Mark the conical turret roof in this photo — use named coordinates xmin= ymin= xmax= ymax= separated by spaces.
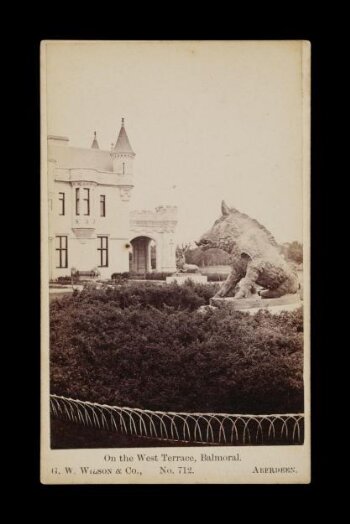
xmin=114 ymin=118 xmax=135 ymax=155
xmin=91 ymin=131 xmax=99 ymax=149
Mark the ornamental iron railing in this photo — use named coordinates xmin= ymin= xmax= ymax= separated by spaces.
xmin=50 ymin=394 xmax=304 ymax=446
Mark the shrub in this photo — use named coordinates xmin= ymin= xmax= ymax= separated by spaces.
xmin=112 ymin=272 xmax=174 ymax=281
xmin=185 ymin=247 xmax=231 ymax=266
xmin=61 ymin=281 xmax=213 ymax=311
xmin=112 ymin=272 xmax=175 ymax=281
xmin=57 ymin=276 xmax=73 ymax=284
xmin=50 ymin=285 xmax=303 ymax=414
xmin=111 ymin=272 xmax=130 ymax=280
xmin=145 ymin=272 xmax=173 ymax=281
xmin=207 ymin=273 xmax=229 ymax=282
xmin=281 ymin=241 xmax=303 ymax=264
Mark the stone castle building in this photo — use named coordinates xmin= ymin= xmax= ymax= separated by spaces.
xmin=48 ymin=119 xmax=177 ymax=280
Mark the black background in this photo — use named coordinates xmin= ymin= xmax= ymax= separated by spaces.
xmin=13 ymin=14 xmax=331 ymax=504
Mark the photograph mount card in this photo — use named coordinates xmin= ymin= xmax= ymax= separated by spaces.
xmin=41 ymin=40 xmax=311 ymax=484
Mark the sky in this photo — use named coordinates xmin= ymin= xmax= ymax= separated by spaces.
xmin=44 ymin=41 xmax=307 ymax=245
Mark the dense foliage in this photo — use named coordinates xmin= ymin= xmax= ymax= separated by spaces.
xmin=184 ymin=247 xmax=231 ymax=266
xmin=111 ymin=271 xmax=174 ymax=281
xmin=111 ymin=271 xmax=229 ymax=282
xmin=50 ymin=283 xmax=304 ymax=414
xmin=206 ymin=272 xmax=230 ymax=282
xmin=281 ymin=241 xmax=303 ymax=264
xmin=56 ymin=276 xmax=73 ymax=284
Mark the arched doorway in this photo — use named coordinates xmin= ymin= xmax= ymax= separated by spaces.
xmin=130 ymin=236 xmax=156 ymax=274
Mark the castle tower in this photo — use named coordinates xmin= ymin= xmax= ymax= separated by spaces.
xmin=111 ymin=118 xmax=135 ymax=175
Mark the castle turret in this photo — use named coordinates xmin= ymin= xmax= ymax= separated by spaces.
xmin=91 ymin=131 xmax=99 ymax=149
xmin=111 ymin=118 xmax=135 ymax=175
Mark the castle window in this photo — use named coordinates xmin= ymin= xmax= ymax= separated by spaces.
xmin=98 ymin=236 xmax=108 ymax=267
xmin=75 ymin=188 xmax=80 ymax=215
xmin=100 ymin=195 xmax=106 ymax=217
xmin=122 ymin=162 xmax=125 ymax=174
xmin=56 ymin=236 xmax=68 ymax=268
xmin=58 ymin=192 xmax=65 ymax=215
xmin=83 ymin=188 xmax=90 ymax=216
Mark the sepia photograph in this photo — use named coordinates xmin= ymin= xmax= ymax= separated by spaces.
xmin=41 ymin=40 xmax=310 ymax=483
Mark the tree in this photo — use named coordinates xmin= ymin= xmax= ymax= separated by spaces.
xmin=184 ymin=247 xmax=231 ymax=266
xmin=282 ymin=242 xmax=303 ymax=264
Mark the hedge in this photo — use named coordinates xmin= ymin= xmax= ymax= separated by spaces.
xmin=111 ymin=272 xmax=174 ymax=281
xmin=50 ymin=283 xmax=303 ymax=414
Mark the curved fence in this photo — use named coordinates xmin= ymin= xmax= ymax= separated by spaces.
xmin=50 ymin=394 xmax=304 ymax=446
